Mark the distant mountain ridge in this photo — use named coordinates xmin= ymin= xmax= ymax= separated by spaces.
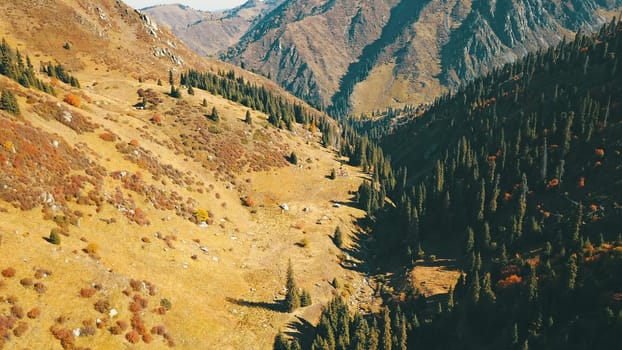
xmin=143 ymin=0 xmax=284 ymax=56
xmin=221 ymin=0 xmax=622 ymax=115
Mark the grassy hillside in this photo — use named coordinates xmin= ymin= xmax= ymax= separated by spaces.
xmin=0 ymin=1 xmax=382 ymax=349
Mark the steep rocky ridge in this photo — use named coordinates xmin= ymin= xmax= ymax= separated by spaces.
xmin=223 ymin=0 xmax=622 ymax=115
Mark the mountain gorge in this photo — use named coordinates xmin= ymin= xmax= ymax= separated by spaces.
xmin=280 ymin=18 xmax=622 ymax=350
xmin=2 ymin=0 xmax=622 ymax=349
xmin=143 ymin=0 xmax=284 ymax=56
xmin=223 ymin=0 xmax=622 ymax=115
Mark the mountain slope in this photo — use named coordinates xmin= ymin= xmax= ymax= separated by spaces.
xmin=143 ymin=0 xmax=284 ymax=56
xmin=223 ymin=0 xmax=622 ymax=115
xmin=278 ymin=18 xmax=622 ymax=350
xmin=0 ymin=1 xmax=376 ymax=349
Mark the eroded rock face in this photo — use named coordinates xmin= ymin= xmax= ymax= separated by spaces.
xmin=221 ymin=0 xmax=622 ymax=114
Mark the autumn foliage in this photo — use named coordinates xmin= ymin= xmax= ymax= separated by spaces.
xmin=242 ymin=196 xmax=254 ymax=207
xmin=496 ymin=274 xmax=523 ymax=289
xmin=63 ymin=93 xmax=80 ymax=107
xmin=594 ymin=147 xmax=605 ymax=157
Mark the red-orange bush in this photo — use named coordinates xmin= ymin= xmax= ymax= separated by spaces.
xmin=129 ymin=302 xmax=142 ymax=313
xmin=80 ymin=287 xmax=97 ymax=298
xmin=546 ymin=178 xmax=559 ymax=188
xmin=243 ymin=196 xmax=254 ymax=207
xmin=99 ymin=132 xmax=117 ymax=142
xmin=143 ymin=333 xmax=153 ymax=343
xmin=150 ymin=325 xmax=165 ymax=335
xmin=27 ymin=307 xmax=41 ymax=319
xmin=116 ymin=320 xmax=129 ymax=331
xmin=131 ymin=314 xmax=147 ymax=335
xmin=578 ymin=176 xmax=586 ymax=188
xmin=2 ymin=267 xmax=16 ymax=277
xmin=496 ymin=274 xmax=523 ymax=289
xmin=595 ymin=148 xmax=605 ymax=157
xmin=126 ymin=331 xmax=141 ymax=343
xmin=63 ymin=94 xmax=81 ymax=107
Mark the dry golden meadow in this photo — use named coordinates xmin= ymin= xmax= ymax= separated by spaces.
xmin=0 ymin=1 xmax=458 ymax=348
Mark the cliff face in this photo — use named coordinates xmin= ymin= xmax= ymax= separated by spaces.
xmin=222 ymin=0 xmax=622 ymax=114
xmin=224 ymin=0 xmax=398 ymax=108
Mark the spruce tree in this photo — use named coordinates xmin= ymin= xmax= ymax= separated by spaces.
xmin=245 ymin=110 xmax=252 ymax=124
xmin=480 ymin=272 xmax=496 ymax=304
xmin=380 ymin=307 xmax=392 ymax=350
xmin=571 ymin=202 xmax=583 ymax=246
xmin=350 ymin=315 xmax=369 ymax=350
xmin=511 ymin=323 xmax=519 ymax=345
xmin=566 ymin=255 xmax=578 ymax=290
xmin=465 ymin=226 xmax=475 ymax=254
xmin=211 ymin=106 xmax=219 ymax=121
xmin=333 ymin=226 xmax=343 ymax=248
xmin=469 ymin=270 xmax=481 ymax=305
xmin=0 ymin=89 xmax=19 ymax=115
xmin=528 ymin=267 xmax=538 ymax=303
xmin=285 ymin=259 xmax=300 ymax=312
xmin=300 ymin=289 xmax=312 ymax=307
xmin=274 ymin=332 xmax=289 ymax=350
xmin=289 ymin=151 xmax=298 ymax=165
xmin=170 ymin=85 xmax=181 ymax=98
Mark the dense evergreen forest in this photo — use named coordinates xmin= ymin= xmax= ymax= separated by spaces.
xmin=0 ymin=38 xmax=81 ymax=95
xmin=276 ymin=19 xmax=622 ymax=350
xmin=180 ymin=68 xmax=357 ymax=151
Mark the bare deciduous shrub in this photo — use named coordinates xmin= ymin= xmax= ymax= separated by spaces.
xmin=34 ymin=268 xmax=52 ymax=279
xmin=13 ymin=321 xmax=28 ymax=337
xmin=20 ymin=278 xmax=33 ymax=287
xmin=94 ymin=300 xmax=110 ymax=313
xmin=34 ymin=282 xmax=47 ymax=294
xmin=108 ymin=325 xmax=121 ymax=335
xmin=11 ymin=305 xmax=24 ymax=319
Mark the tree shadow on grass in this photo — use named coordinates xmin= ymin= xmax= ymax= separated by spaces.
xmin=225 ymin=297 xmax=286 ymax=313
xmin=284 ymin=316 xmax=316 ymax=349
